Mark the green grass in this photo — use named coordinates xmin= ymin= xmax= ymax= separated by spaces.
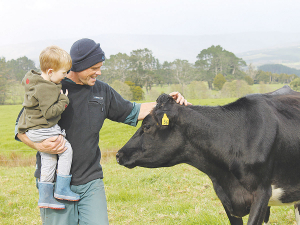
xmin=0 ymin=161 xmax=297 ymax=224
xmin=0 ymin=167 xmax=40 ymax=224
xmin=0 ymin=105 xmax=34 ymax=157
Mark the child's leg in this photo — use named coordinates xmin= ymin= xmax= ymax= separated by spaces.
xmin=37 ymin=152 xmax=65 ymax=209
xmin=26 ymin=126 xmax=68 ymax=209
xmin=26 ymin=128 xmax=59 ymax=182
xmin=40 ymin=152 xmax=57 ymax=182
xmin=54 ymin=138 xmax=80 ymax=201
xmin=57 ymin=139 xmax=72 ymax=175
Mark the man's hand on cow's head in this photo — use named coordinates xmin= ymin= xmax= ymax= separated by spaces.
xmin=169 ymin=92 xmax=192 ymax=106
xmin=138 ymin=92 xmax=191 ymax=121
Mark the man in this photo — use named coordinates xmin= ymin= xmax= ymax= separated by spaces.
xmin=16 ymin=38 xmax=189 ymax=225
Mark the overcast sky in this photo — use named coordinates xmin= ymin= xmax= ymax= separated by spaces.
xmin=0 ymin=0 xmax=300 ymax=47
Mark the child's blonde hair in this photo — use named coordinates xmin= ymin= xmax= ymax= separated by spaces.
xmin=39 ymin=46 xmax=72 ymax=72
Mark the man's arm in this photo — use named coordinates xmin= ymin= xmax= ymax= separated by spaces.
xmin=17 ymin=133 xmax=67 ymax=154
xmin=138 ymin=92 xmax=191 ymax=121
xmin=138 ymin=102 xmax=156 ymax=120
xmin=15 ymin=100 xmax=67 ymax=154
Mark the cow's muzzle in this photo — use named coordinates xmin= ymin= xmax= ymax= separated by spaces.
xmin=116 ymin=152 xmax=120 ymax=164
xmin=116 ymin=151 xmax=136 ymax=168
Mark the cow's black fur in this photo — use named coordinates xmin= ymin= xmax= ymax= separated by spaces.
xmin=117 ymin=86 xmax=300 ymax=225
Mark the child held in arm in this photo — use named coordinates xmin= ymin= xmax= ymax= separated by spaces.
xmin=18 ymin=46 xmax=80 ymax=210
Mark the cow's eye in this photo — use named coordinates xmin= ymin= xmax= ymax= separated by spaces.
xmin=143 ymin=124 xmax=151 ymax=131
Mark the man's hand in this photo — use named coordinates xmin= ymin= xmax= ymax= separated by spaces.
xmin=169 ymin=92 xmax=192 ymax=106
xmin=17 ymin=133 xmax=67 ymax=154
xmin=138 ymin=92 xmax=191 ymax=121
xmin=35 ymin=135 xmax=67 ymax=154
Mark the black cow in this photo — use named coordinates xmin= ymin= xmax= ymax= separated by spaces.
xmin=117 ymin=86 xmax=300 ymax=225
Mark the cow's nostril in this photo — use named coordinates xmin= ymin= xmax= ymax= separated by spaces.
xmin=116 ymin=152 xmax=120 ymax=163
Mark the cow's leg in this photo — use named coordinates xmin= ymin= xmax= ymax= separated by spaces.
xmin=222 ymin=203 xmax=243 ymax=225
xmin=247 ymin=186 xmax=272 ymax=225
xmin=295 ymin=203 xmax=300 ymax=225
xmin=263 ymin=207 xmax=270 ymax=225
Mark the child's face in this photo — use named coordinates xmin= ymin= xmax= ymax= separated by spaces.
xmin=50 ymin=68 xmax=69 ymax=84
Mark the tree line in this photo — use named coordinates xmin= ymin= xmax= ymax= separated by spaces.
xmin=101 ymin=45 xmax=297 ymax=94
xmin=0 ymin=57 xmax=37 ymax=104
xmin=0 ymin=45 xmax=298 ymax=104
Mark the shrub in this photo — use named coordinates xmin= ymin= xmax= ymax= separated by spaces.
xmin=185 ymin=81 xmax=210 ymax=99
xmin=132 ymin=86 xmax=144 ymax=101
xmin=258 ymin=81 xmax=272 ymax=94
xmin=244 ymin=76 xmax=254 ymax=85
xmin=290 ymin=78 xmax=300 ymax=91
xmin=213 ymin=74 xmax=226 ymax=90
xmin=221 ymin=80 xmax=253 ymax=98
xmin=111 ymin=80 xmax=132 ymax=100
xmin=125 ymin=81 xmax=145 ymax=101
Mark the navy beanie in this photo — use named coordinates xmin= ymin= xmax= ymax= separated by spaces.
xmin=70 ymin=38 xmax=105 ymax=72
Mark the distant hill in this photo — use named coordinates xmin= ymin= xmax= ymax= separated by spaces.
xmin=258 ymin=64 xmax=300 ymax=76
xmin=237 ymin=45 xmax=300 ymax=70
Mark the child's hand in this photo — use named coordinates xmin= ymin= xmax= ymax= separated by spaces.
xmin=61 ymin=89 xmax=68 ymax=96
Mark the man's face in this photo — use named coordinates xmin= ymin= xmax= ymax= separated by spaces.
xmin=77 ymin=62 xmax=103 ymax=86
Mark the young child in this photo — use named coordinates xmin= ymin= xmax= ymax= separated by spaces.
xmin=18 ymin=46 xmax=80 ymax=210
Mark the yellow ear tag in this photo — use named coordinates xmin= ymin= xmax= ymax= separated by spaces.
xmin=162 ymin=113 xmax=169 ymax=126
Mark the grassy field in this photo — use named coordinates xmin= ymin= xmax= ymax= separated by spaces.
xmin=0 ymin=91 xmax=297 ymax=224
xmin=1 ymin=161 xmax=297 ymax=225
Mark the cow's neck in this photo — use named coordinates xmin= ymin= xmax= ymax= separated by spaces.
xmin=176 ymin=105 xmax=238 ymax=177
xmin=175 ymin=105 xmax=255 ymax=213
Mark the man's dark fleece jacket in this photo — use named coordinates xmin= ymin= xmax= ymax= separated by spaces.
xmin=33 ymin=78 xmax=134 ymax=185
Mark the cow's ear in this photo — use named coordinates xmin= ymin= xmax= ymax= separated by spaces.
xmin=155 ymin=93 xmax=175 ymax=110
xmin=154 ymin=93 xmax=178 ymax=128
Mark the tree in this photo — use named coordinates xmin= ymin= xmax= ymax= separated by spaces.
xmin=170 ymin=59 xmax=194 ymax=95
xmin=102 ymin=53 xmax=130 ymax=83
xmin=129 ymin=48 xmax=158 ymax=92
xmin=246 ymin=63 xmax=258 ymax=80
xmin=0 ymin=57 xmax=9 ymax=104
xmin=255 ymin=70 xmax=270 ymax=83
xmin=226 ymin=51 xmax=247 ymax=77
xmin=213 ymin=73 xmax=226 ymax=90
xmin=159 ymin=61 xmax=174 ymax=85
xmin=278 ymin=73 xmax=297 ymax=83
xmin=195 ymin=45 xmax=246 ymax=89
xmin=6 ymin=56 xmax=36 ymax=81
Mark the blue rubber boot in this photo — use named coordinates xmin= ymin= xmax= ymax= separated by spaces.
xmin=54 ymin=174 xmax=80 ymax=201
xmin=38 ymin=182 xmax=65 ymax=210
